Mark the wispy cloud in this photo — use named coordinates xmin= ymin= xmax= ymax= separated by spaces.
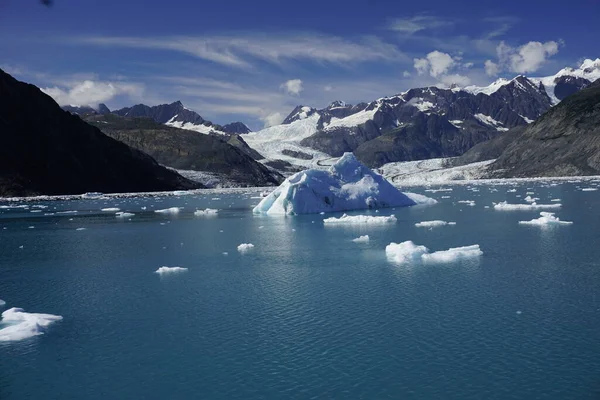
xmin=388 ymin=15 xmax=455 ymax=35
xmin=71 ymin=34 xmax=408 ymax=69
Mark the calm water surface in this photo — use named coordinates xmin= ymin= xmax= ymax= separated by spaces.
xmin=1 ymin=180 xmax=600 ymax=399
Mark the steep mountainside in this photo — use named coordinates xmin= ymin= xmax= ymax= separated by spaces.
xmin=488 ymin=80 xmax=600 ymax=177
xmin=84 ymin=114 xmax=281 ymax=187
xmin=246 ymin=59 xmax=599 ymax=170
xmin=0 ymin=69 xmax=200 ymax=197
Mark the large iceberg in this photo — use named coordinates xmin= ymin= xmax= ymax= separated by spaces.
xmin=253 ymin=153 xmax=417 ymax=215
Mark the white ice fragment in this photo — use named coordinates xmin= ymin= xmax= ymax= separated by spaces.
xmin=0 ymin=299 xmax=5 ymax=307
xmin=155 ymin=266 xmax=188 ymax=274
xmin=154 ymin=207 xmax=181 ymax=214
xmin=237 ymin=243 xmax=255 ymax=253
xmin=194 ymin=208 xmax=218 ymax=217
xmin=457 ymin=200 xmax=475 ymax=206
xmin=75 ymin=228 xmax=87 ymax=231
xmin=524 ymin=195 xmax=539 ymax=203
xmin=581 ymin=188 xmax=598 ymax=192
xmin=323 ymin=214 xmax=397 ymax=225
xmin=352 ymin=235 xmax=370 ymax=243
xmin=518 ymin=212 xmax=573 ymax=226
xmin=101 ymin=207 xmax=120 ymax=212
xmin=493 ymin=201 xmax=561 ymax=210
xmin=116 ymin=212 xmax=135 ymax=218
xmin=0 ymin=307 xmax=63 ymax=342
xmin=385 ymin=241 xmax=429 ymax=264
xmin=422 ymin=245 xmax=483 ymax=263
xmin=415 ymin=220 xmax=455 ymax=228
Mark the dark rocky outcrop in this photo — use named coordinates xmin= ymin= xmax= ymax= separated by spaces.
xmin=84 ymin=114 xmax=281 ymax=187
xmin=222 ymin=122 xmax=251 ymax=134
xmin=488 ymin=80 xmax=600 ymax=177
xmin=452 ymin=126 xmax=526 ymax=166
xmin=0 ymin=69 xmax=200 ymax=197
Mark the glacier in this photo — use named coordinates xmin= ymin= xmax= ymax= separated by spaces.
xmin=253 ymin=153 xmax=418 ymax=215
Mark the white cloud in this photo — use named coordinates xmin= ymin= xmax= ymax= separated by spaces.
xmin=463 ymin=62 xmax=474 ymax=68
xmin=413 ymin=50 xmax=455 ymax=78
xmin=74 ymin=34 xmax=407 ymax=69
xmin=389 ymin=16 xmax=453 ymax=35
xmin=261 ymin=112 xmax=284 ymax=128
xmin=280 ymin=79 xmax=303 ymax=95
xmin=496 ymin=40 xmax=560 ymax=74
xmin=402 ymin=71 xmax=412 ymax=77
xmin=484 ymin=60 xmax=500 ymax=76
xmin=323 ymin=85 xmax=333 ymax=92
xmin=41 ymin=80 xmax=143 ymax=107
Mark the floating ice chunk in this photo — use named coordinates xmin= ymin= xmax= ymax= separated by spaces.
xmin=101 ymin=207 xmax=120 ymax=212
xmin=524 ymin=196 xmax=539 ymax=203
xmin=458 ymin=200 xmax=475 ymax=206
xmin=154 ymin=207 xmax=181 ymax=214
xmin=385 ymin=241 xmax=429 ymax=264
xmin=155 ymin=266 xmax=188 ymax=274
xmin=425 ymin=188 xmax=453 ymax=193
xmin=56 ymin=210 xmax=78 ymax=215
xmin=422 ymin=245 xmax=483 ymax=263
xmin=581 ymin=188 xmax=598 ymax=192
xmin=75 ymin=227 xmax=87 ymax=231
xmin=550 ymin=198 xmax=561 ymax=202
xmin=404 ymin=192 xmax=438 ymax=205
xmin=116 ymin=212 xmax=135 ymax=218
xmin=518 ymin=212 xmax=573 ymax=226
xmin=415 ymin=220 xmax=456 ymax=228
xmin=0 ymin=299 xmax=5 ymax=307
xmin=237 ymin=243 xmax=255 ymax=253
xmin=194 ymin=208 xmax=218 ymax=217
xmin=352 ymin=235 xmax=370 ymax=243
xmin=386 ymin=241 xmax=482 ymax=265
xmin=507 ymin=189 xmax=517 ymax=193
xmin=253 ymin=153 xmax=419 ymax=215
xmin=323 ymin=214 xmax=397 ymax=225
xmin=0 ymin=307 xmax=63 ymax=342
xmin=493 ymin=201 xmax=561 ymax=210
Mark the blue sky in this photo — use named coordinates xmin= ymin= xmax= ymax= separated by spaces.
xmin=1 ymin=0 xmax=598 ymax=129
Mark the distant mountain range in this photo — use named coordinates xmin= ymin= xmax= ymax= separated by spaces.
xmin=64 ymin=101 xmax=252 ymax=135
xmin=244 ymin=59 xmax=599 ymax=171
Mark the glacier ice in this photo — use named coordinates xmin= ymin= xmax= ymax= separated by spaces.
xmin=493 ymin=201 xmax=561 ymax=211
xmin=323 ymin=214 xmax=397 ymax=225
xmin=116 ymin=212 xmax=135 ymax=218
xmin=155 ymin=266 xmax=188 ymax=274
xmin=101 ymin=207 xmax=120 ymax=212
xmin=415 ymin=220 xmax=456 ymax=228
xmin=386 ymin=241 xmax=482 ymax=265
xmin=154 ymin=207 xmax=181 ymax=214
xmin=237 ymin=243 xmax=255 ymax=253
xmin=194 ymin=208 xmax=218 ymax=217
xmin=253 ymin=153 xmax=418 ymax=215
xmin=0 ymin=307 xmax=63 ymax=342
xmin=352 ymin=235 xmax=370 ymax=243
xmin=518 ymin=212 xmax=573 ymax=226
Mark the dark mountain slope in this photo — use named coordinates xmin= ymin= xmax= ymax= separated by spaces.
xmin=84 ymin=114 xmax=281 ymax=187
xmin=489 ymin=80 xmax=600 ymax=177
xmin=0 ymin=69 xmax=199 ymax=197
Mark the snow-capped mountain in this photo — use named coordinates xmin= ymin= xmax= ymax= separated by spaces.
xmin=250 ymin=59 xmax=599 ymax=170
xmin=111 ymin=101 xmax=251 ymax=135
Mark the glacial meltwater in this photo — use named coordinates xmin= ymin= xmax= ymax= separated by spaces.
xmin=1 ymin=179 xmax=600 ymax=399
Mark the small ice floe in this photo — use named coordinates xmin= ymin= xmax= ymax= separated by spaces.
xmin=75 ymin=228 xmax=87 ymax=231
xmin=194 ymin=208 xmax=218 ymax=217
xmin=518 ymin=212 xmax=573 ymax=226
xmin=581 ymin=188 xmax=598 ymax=192
xmin=56 ymin=211 xmax=78 ymax=215
xmin=425 ymin=188 xmax=453 ymax=193
xmin=507 ymin=189 xmax=517 ymax=193
xmin=415 ymin=220 xmax=456 ymax=228
xmin=154 ymin=207 xmax=181 ymax=214
xmin=237 ymin=243 xmax=255 ymax=253
xmin=323 ymin=214 xmax=397 ymax=225
xmin=0 ymin=307 xmax=63 ymax=342
xmin=116 ymin=212 xmax=135 ymax=218
xmin=222 ymin=252 xmax=229 ymax=256
xmin=155 ymin=266 xmax=188 ymax=274
xmin=385 ymin=241 xmax=482 ymax=265
xmin=550 ymin=198 xmax=561 ymax=202
xmin=0 ymin=299 xmax=5 ymax=307
xmin=101 ymin=208 xmax=120 ymax=212
xmin=28 ymin=226 xmax=35 ymax=229
xmin=524 ymin=195 xmax=539 ymax=203
xmin=441 ymin=196 xmax=451 ymax=199
xmin=457 ymin=200 xmax=475 ymax=206
xmin=352 ymin=235 xmax=370 ymax=243
xmin=493 ymin=201 xmax=561 ymax=211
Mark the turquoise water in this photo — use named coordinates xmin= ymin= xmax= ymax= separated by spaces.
xmin=1 ymin=181 xmax=600 ymax=399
